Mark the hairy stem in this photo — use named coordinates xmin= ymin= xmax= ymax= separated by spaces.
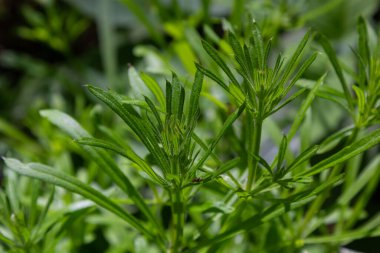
xmin=170 ymin=187 xmax=185 ymax=253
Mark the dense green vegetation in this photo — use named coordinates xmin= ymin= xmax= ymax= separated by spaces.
xmin=0 ymin=0 xmax=379 ymax=252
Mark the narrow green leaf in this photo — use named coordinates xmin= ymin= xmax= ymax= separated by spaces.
xmin=279 ymin=30 xmax=311 ymax=87
xmin=203 ymin=24 xmax=221 ymax=44
xmin=192 ymin=133 xmax=221 ymax=164
xmin=196 ymin=63 xmax=229 ymax=91
xmin=320 ymin=126 xmax=356 ymax=155
xmin=212 ymin=158 xmax=241 ymax=179
xmin=356 ymin=18 xmax=370 ymax=89
xmin=250 ymin=19 xmax=265 ymax=69
xmin=228 ymin=32 xmax=250 ymax=79
xmin=287 ymin=75 xmax=324 ymax=141
xmin=177 ymin=86 xmax=185 ymax=120
xmin=268 ymin=88 xmax=306 ymax=117
xmin=187 ymin=70 xmax=204 ymax=126
xmin=201 ymin=39 xmax=239 ymax=85
xmin=144 ymin=96 xmax=164 ymax=131
xmin=166 ymin=80 xmax=172 ymax=116
xmin=351 ymin=47 xmax=368 ymax=89
xmin=196 ymin=64 xmax=245 ymax=105
xmin=285 ymin=145 xmax=320 ymax=176
xmin=140 ymin=72 xmax=166 ymax=109
xmin=298 ymin=128 xmax=380 ymax=177
xmin=120 ymin=98 xmax=147 ymax=108
xmin=264 ymin=39 xmax=272 ymax=63
xmin=284 ymin=52 xmax=318 ymax=94
xmin=250 ymin=154 xmax=272 ymax=176
xmin=171 ymin=73 xmax=182 ymax=118
xmin=243 ymin=44 xmax=254 ymax=74
xmin=352 ymin=85 xmax=366 ymax=115
xmin=228 ymin=32 xmax=244 ymax=61
xmin=357 ymin=16 xmax=370 ymax=67
xmin=317 ymin=33 xmax=354 ymax=110
xmin=195 ymin=158 xmax=241 ymax=186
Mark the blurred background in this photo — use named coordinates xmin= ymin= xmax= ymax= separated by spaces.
xmin=0 ymin=0 xmax=379 ymax=252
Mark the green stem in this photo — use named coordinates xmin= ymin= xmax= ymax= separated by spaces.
xmin=170 ymin=187 xmax=185 ymax=253
xmin=247 ymin=115 xmax=263 ymax=191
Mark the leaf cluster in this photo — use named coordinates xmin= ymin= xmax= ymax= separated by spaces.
xmin=198 ymin=18 xmax=317 ymax=120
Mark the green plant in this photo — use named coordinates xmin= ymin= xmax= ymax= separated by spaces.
xmin=2 ymin=14 xmax=380 ymax=253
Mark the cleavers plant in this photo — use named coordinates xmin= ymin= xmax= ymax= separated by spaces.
xmin=2 ymin=16 xmax=380 ymax=253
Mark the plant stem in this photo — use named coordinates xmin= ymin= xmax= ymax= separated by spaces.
xmin=170 ymin=187 xmax=185 ymax=253
xmin=247 ymin=114 xmax=263 ymax=191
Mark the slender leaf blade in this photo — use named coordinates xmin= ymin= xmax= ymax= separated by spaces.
xmin=187 ymin=70 xmax=204 ymax=126
xmin=317 ymin=33 xmax=354 ymax=109
xmin=202 ymin=39 xmax=239 ymax=85
xmin=196 ymin=63 xmax=229 ymax=91
xmin=298 ymin=128 xmax=380 ymax=177
xmin=279 ymin=30 xmax=311 ymax=87
xmin=140 ymin=72 xmax=166 ymax=109
xmin=287 ymin=74 xmax=325 ymax=141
